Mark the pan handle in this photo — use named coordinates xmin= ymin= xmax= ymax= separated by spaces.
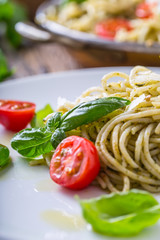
xmin=15 ymin=21 xmax=53 ymax=42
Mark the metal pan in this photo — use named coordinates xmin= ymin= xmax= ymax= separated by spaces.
xmin=35 ymin=0 xmax=160 ymax=54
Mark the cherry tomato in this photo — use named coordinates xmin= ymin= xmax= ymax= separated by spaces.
xmin=50 ymin=136 xmax=100 ymax=190
xmin=0 ymin=100 xmax=36 ymax=131
xmin=95 ymin=18 xmax=132 ymax=40
xmin=135 ymin=2 xmax=157 ymax=19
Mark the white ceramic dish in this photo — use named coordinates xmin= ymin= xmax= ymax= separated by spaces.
xmin=0 ymin=67 xmax=160 ymax=240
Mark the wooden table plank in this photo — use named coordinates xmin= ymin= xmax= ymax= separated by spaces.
xmin=2 ymin=41 xmax=82 ymax=79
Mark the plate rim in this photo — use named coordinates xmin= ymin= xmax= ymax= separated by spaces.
xmin=1 ymin=66 xmax=159 ymax=87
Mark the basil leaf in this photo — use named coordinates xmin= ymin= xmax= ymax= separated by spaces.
xmin=51 ymin=129 xmax=66 ymax=149
xmin=79 ymin=189 xmax=160 ymax=237
xmin=46 ymin=112 xmax=62 ymax=132
xmin=60 ymin=97 xmax=130 ymax=131
xmin=0 ymin=144 xmax=10 ymax=167
xmin=31 ymin=104 xmax=53 ymax=128
xmin=11 ymin=128 xmax=53 ymax=158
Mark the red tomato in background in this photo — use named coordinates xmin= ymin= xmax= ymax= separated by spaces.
xmin=50 ymin=136 xmax=100 ymax=190
xmin=95 ymin=18 xmax=132 ymax=40
xmin=135 ymin=2 xmax=157 ymax=19
xmin=0 ymin=100 xmax=36 ymax=131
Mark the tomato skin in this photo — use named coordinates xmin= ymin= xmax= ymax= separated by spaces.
xmin=50 ymin=136 xmax=100 ymax=190
xmin=0 ymin=100 xmax=36 ymax=131
xmin=135 ymin=2 xmax=157 ymax=19
xmin=95 ymin=18 xmax=132 ymax=40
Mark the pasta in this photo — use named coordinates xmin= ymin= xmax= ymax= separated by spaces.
xmin=54 ymin=66 xmax=160 ymax=193
xmin=45 ymin=0 xmax=160 ymax=45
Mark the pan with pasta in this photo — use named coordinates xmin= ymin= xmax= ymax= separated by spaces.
xmin=41 ymin=0 xmax=160 ymax=46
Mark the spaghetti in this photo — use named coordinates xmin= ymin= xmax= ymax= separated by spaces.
xmin=55 ymin=66 xmax=160 ymax=193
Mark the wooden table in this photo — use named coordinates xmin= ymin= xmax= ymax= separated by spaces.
xmin=2 ymin=40 xmax=83 ymax=80
xmin=2 ymin=34 xmax=160 ymax=80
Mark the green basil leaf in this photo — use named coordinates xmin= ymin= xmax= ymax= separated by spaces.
xmin=46 ymin=112 xmax=62 ymax=132
xmin=79 ymin=189 xmax=160 ymax=237
xmin=60 ymin=97 xmax=130 ymax=131
xmin=11 ymin=128 xmax=53 ymax=158
xmin=31 ymin=104 xmax=53 ymax=128
xmin=51 ymin=128 xmax=66 ymax=149
xmin=0 ymin=144 xmax=10 ymax=167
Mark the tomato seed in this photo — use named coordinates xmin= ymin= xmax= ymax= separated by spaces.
xmin=23 ymin=103 xmax=31 ymax=108
xmin=54 ymin=157 xmax=61 ymax=168
xmin=77 ymin=151 xmax=83 ymax=161
xmin=0 ymin=100 xmax=5 ymax=106
xmin=65 ymin=167 xmax=74 ymax=175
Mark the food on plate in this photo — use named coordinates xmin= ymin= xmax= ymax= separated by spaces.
xmin=0 ymin=100 xmax=36 ymax=131
xmin=11 ymin=66 xmax=160 ymax=193
xmin=11 ymin=97 xmax=130 ymax=157
xmin=45 ymin=0 xmax=160 ymax=45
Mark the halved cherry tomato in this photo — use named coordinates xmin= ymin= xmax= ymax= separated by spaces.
xmin=0 ymin=100 xmax=36 ymax=131
xmin=50 ymin=136 xmax=100 ymax=190
xmin=95 ymin=18 xmax=132 ymax=40
xmin=135 ymin=2 xmax=157 ymax=19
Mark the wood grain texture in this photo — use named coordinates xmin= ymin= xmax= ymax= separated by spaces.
xmin=2 ymin=38 xmax=160 ymax=81
xmin=2 ymin=41 xmax=82 ymax=79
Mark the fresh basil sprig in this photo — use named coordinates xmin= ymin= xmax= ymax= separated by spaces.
xmin=0 ymin=144 xmax=10 ymax=168
xmin=11 ymin=97 xmax=130 ymax=158
xmin=79 ymin=189 xmax=160 ymax=237
xmin=11 ymin=128 xmax=53 ymax=158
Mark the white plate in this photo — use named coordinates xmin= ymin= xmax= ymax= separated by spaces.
xmin=0 ymin=67 xmax=160 ymax=240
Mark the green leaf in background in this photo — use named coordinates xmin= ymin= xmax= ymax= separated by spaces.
xmin=79 ymin=189 xmax=160 ymax=237
xmin=0 ymin=144 xmax=10 ymax=168
xmin=0 ymin=49 xmax=14 ymax=82
xmin=0 ymin=0 xmax=27 ymax=47
xmin=11 ymin=128 xmax=53 ymax=158
xmin=62 ymin=0 xmax=86 ymax=5
xmin=31 ymin=104 xmax=53 ymax=128
xmin=0 ymin=0 xmax=13 ymax=20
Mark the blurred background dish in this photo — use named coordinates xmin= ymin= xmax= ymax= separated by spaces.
xmin=34 ymin=0 xmax=160 ymax=67
xmin=36 ymin=0 xmax=160 ymax=49
xmin=1 ymin=0 xmax=160 ymax=81
xmin=25 ymin=0 xmax=160 ymax=67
